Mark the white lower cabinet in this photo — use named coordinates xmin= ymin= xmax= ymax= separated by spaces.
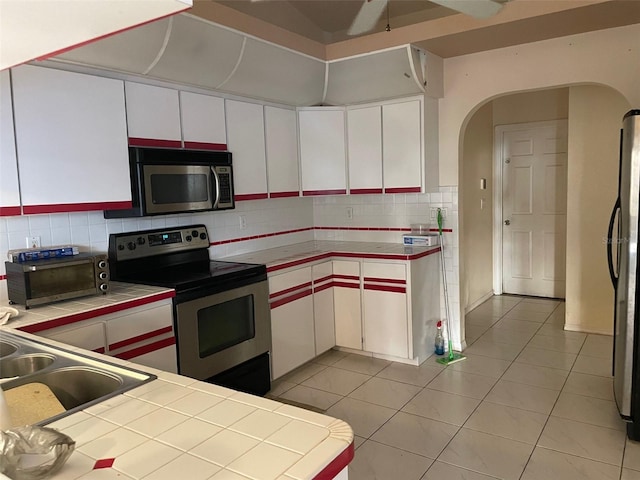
xmin=40 ymin=321 xmax=107 ymax=354
xmin=333 ymin=260 xmax=362 ymax=350
xmin=362 ymin=262 xmax=409 ymax=358
xmin=312 ymin=262 xmax=335 ymax=355
xmin=269 ymin=267 xmax=315 ymax=379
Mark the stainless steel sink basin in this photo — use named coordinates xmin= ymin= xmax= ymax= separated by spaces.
xmin=0 ymin=332 xmax=156 ymax=425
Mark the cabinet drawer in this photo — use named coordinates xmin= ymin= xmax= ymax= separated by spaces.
xmin=268 ymin=266 xmax=312 ymax=297
xmin=363 ymin=262 xmax=406 ymax=281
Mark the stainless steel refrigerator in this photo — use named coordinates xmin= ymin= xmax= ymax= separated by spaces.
xmin=608 ymin=109 xmax=640 ymax=441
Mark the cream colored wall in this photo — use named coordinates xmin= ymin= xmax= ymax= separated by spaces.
xmin=461 ymin=102 xmax=494 ymax=311
xmin=565 ymin=85 xmax=630 ymax=334
xmin=492 ymin=89 xmax=569 ymax=126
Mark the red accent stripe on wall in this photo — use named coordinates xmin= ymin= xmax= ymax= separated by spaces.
xmin=350 ymin=188 xmax=383 ymax=195
xmin=364 ymin=277 xmax=406 ymax=285
xmin=128 ymin=138 xmax=182 ymax=148
xmin=269 ymin=281 xmax=313 ymax=299
xmin=235 ymin=193 xmax=269 ymax=201
xmin=333 ymin=274 xmax=359 ymax=281
xmin=93 ymin=347 xmax=106 ymax=354
xmin=0 ymin=275 xmax=6 ymax=281
xmin=109 ymin=325 xmax=173 ymax=352
xmin=364 ymin=284 xmax=406 ymax=294
xmin=332 ymin=281 xmax=360 ymax=290
xmin=183 ymin=141 xmax=227 ymax=151
xmin=303 ymin=190 xmax=347 ymax=196
xmin=23 ymin=201 xmax=132 ymax=215
xmin=266 ymin=253 xmax=333 ymax=273
xmin=314 ymin=275 xmax=333 ymax=285
xmin=269 ymin=191 xmax=300 ymax=199
xmin=315 ymin=226 xmax=411 ymax=232
xmin=114 ymin=336 xmax=176 ymax=361
xmin=430 ymin=228 xmax=453 ymax=233
xmin=313 ymin=283 xmax=333 ymax=294
xmin=18 ymin=291 xmax=175 ymax=334
xmin=210 ymin=227 xmax=313 ymax=247
xmin=0 ymin=206 xmax=21 ymax=216
xmin=270 ymin=288 xmax=312 ymax=309
xmin=384 ymin=187 xmax=421 ymax=194
xmin=313 ymin=442 xmax=354 ymax=480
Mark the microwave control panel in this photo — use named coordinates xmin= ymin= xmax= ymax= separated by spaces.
xmin=109 ymin=225 xmax=210 ymax=261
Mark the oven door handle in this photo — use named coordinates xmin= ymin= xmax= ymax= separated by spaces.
xmin=211 ymin=167 xmax=221 ymax=209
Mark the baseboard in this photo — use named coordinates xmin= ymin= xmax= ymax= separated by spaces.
xmin=333 ymin=346 xmax=419 ymax=366
xmin=564 ymin=323 xmax=613 ymax=336
xmin=464 ymin=291 xmax=495 ymax=314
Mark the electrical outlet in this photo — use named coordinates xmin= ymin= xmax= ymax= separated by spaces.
xmin=346 ymin=207 xmax=353 ymax=219
xmin=239 ymin=215 xmax=247 ymax=229
xmin=27 ymin=236 xmax=41 ymax=248
xmin=430 ymin=208 xmax=447 ymax=219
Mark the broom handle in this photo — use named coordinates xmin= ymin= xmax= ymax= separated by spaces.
xmin=437 ymin=209 xmax=454 ymax=357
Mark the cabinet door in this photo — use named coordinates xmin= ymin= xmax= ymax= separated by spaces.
xmin=362 ymin=262 xmax=408 ymax=358
xmin=40 ymin=321 xmax=107 ymax=354
xmin=12 ymin=65 xmax=131 ymax=214
xmin=347 ymin=106 xmax=382 ymax=194
xmin=313 ymin=262 xmax=335 ymax=355
xmin=225 ymin=100 xmax=268 ymax=201
xmin=269 ymin=267 xmax=314 ymax=379
xmin=125 ymin=81 xmax=181 ymax=147
xmin=333 ymin=260 xmax=362 ymax=350
xmin=382 ymin=99 xmax=422 ymax=193
xmin=0 ymin=70 xmax=20 ymax=216
xmin=105 ymin=301 xmax=177 ymax=372
xmin=180 ymin=91 xmax=227 ymax=150
xmin=265 ymin=106 xmax=299 ymax=198
xmin=298 ymin=108 xmax=346 ymax=196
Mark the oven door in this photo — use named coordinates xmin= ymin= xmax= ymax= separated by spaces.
xmin=174 ymin=280 xmax=271 ymax=380
xmin=142 ymin=164 xmax=213 ymax=214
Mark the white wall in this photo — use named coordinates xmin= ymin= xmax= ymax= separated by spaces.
xmin=565 ymin=85 xmax=630 ymax=335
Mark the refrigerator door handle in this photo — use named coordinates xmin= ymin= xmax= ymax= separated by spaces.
xmin=607 ymin=197 xmax=621 ymax=287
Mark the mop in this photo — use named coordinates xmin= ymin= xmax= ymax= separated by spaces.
xmin=435 ymin=208 xmax=466 ymax=366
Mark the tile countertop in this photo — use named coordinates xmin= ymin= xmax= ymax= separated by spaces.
xmin=2 ymin=282 xmax=176 ymax=333
xmin=222 ymin=240 xmax=441 ymax=273
xmin=2 ymin=330 xmax=354 ymax=480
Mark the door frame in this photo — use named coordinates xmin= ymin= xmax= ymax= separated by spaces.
xmin=492 ymin=119 xmax=568 ymax=295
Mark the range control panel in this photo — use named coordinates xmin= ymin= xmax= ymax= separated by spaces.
xmin=109 ymin=225 xmax=210 ymax=261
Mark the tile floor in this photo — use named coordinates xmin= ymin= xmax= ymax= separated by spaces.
xmin=268 ymin=295 xmax=640 ymax=480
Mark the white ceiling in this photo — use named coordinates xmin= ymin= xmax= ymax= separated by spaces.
xmin=192 ymin=0 xmax=640 ymax=59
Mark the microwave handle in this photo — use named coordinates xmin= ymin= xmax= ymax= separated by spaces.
xmin=24 ymin=258 xmax=93 ymax=271
xmin=211 ymin=167 xmax=221 ymax=209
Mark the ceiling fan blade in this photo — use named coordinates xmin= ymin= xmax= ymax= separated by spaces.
xmin=348 ymin=0 xmax=388 ymax=36
xmin=430 ymin=0 xmax=506 ymax=19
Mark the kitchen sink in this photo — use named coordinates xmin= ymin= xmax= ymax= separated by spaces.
xmin=0 ymin=332 xmax=156 ymax=425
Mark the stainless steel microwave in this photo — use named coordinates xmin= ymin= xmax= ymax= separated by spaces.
xmin=5 ymin=253 xmax=110 ymax=308
xmin=104 ymin=147 xmax=234 ymax=218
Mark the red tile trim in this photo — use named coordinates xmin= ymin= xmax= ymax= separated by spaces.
xmin=364 ymin=284 xmax=406 ymax=294
xmin=93 ymin=347 xmax=106 ymax=354
xmin=332 ymin=281 xmax=360 ymax=289
xmin=313 ymin=442 xmax=354 ymax=480
xmin=108 ymin=325 xmax=173 ymax=351
xmin=266 ymin=253 xmax=333 ymax=273
xmin=269 ymin=281 xmax=313 ymax=299
xmin=364 ymin=277 xmax=406 ymax=285
xmin=384 ymin=187 xmax=421 ymax=193
xmin=429 ymin=228 xmax=453 ymax=233
xmin=235 ymin=193 xmax=269 ymax=201
xmin=302 ymin=189 xmax=347 ymax=196
xmin=0 ymin=274 xmax=6 ymax=281
xmin=128 ymin=137 xmax=182 ymax=148
xmin=93 ymin=458 xmax=115 ymax=470
xmin=269 ymin=191 xmax=300 ymax=198
xmin=406 ymin=247 xmax=441 ymax=260
xmin=114 ymin=336 xmax=176 ymax=361
xmin=270 ymin=288 xmax=312 ymax=309
xmin=183 ymin=141 xmax=227 ymax=151
xmin=313 ymin=283 xmax=333 ymax=294
xmin=333 ymin=274 xmax=359 ymax=281
xmin=31 ymin=7 xmax=190 ymax=63
xmin=314 ymin=275 xmax=333 ymax=285
xmin=315 ymin=226 xmax=412 ymax=232
xmin=210 ymin=227 xmax=313 ymax=247
xmin=23 ymin=201 xmax=133 ymax=215
xmin=18 ymin=291 xmax=176 ymax=334
xmin=0 ymin=206 xmax=21 ymax=216
xmin=350 ymin=188 xmax=383 ymax=195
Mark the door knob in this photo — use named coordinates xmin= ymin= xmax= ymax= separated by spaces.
xmin=504 ymin=219 xmax=511 ymax=226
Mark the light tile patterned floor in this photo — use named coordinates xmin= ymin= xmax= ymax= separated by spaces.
xmin=269 ymin=295 xmax=640 ymax=480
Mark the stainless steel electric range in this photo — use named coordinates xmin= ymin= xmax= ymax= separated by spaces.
xmin=108 ymin=225 xmax=271 ymax=395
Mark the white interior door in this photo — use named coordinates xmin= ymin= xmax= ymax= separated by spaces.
xmin=501 ymin=120 xmax=568 ymax=297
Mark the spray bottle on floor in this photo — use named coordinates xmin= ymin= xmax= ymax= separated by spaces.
xmin=434 ymin=321 xmax=445 ymax=355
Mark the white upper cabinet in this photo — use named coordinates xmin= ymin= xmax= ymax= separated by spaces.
xmin=0 ymin=70 xmax=20 ymax=216
xmin=264 ymin=106 xmax=299 ymax=198
xmin=225 ymin=99 xmax=268 ymax=200
xmin=298 ymin=108 xmax=347 ymax=196
xmin=382 ymin=99 xmax=422 ymax=193
xmin=125 ymin=82 xmax=181 ymax=147
xmin=347 ymin=105 xmax=383 ymax=194
xmin=12 ymin=65 xmax=130 ymax=214
xmin=180 ymin=91 xmax=227 ymax=150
